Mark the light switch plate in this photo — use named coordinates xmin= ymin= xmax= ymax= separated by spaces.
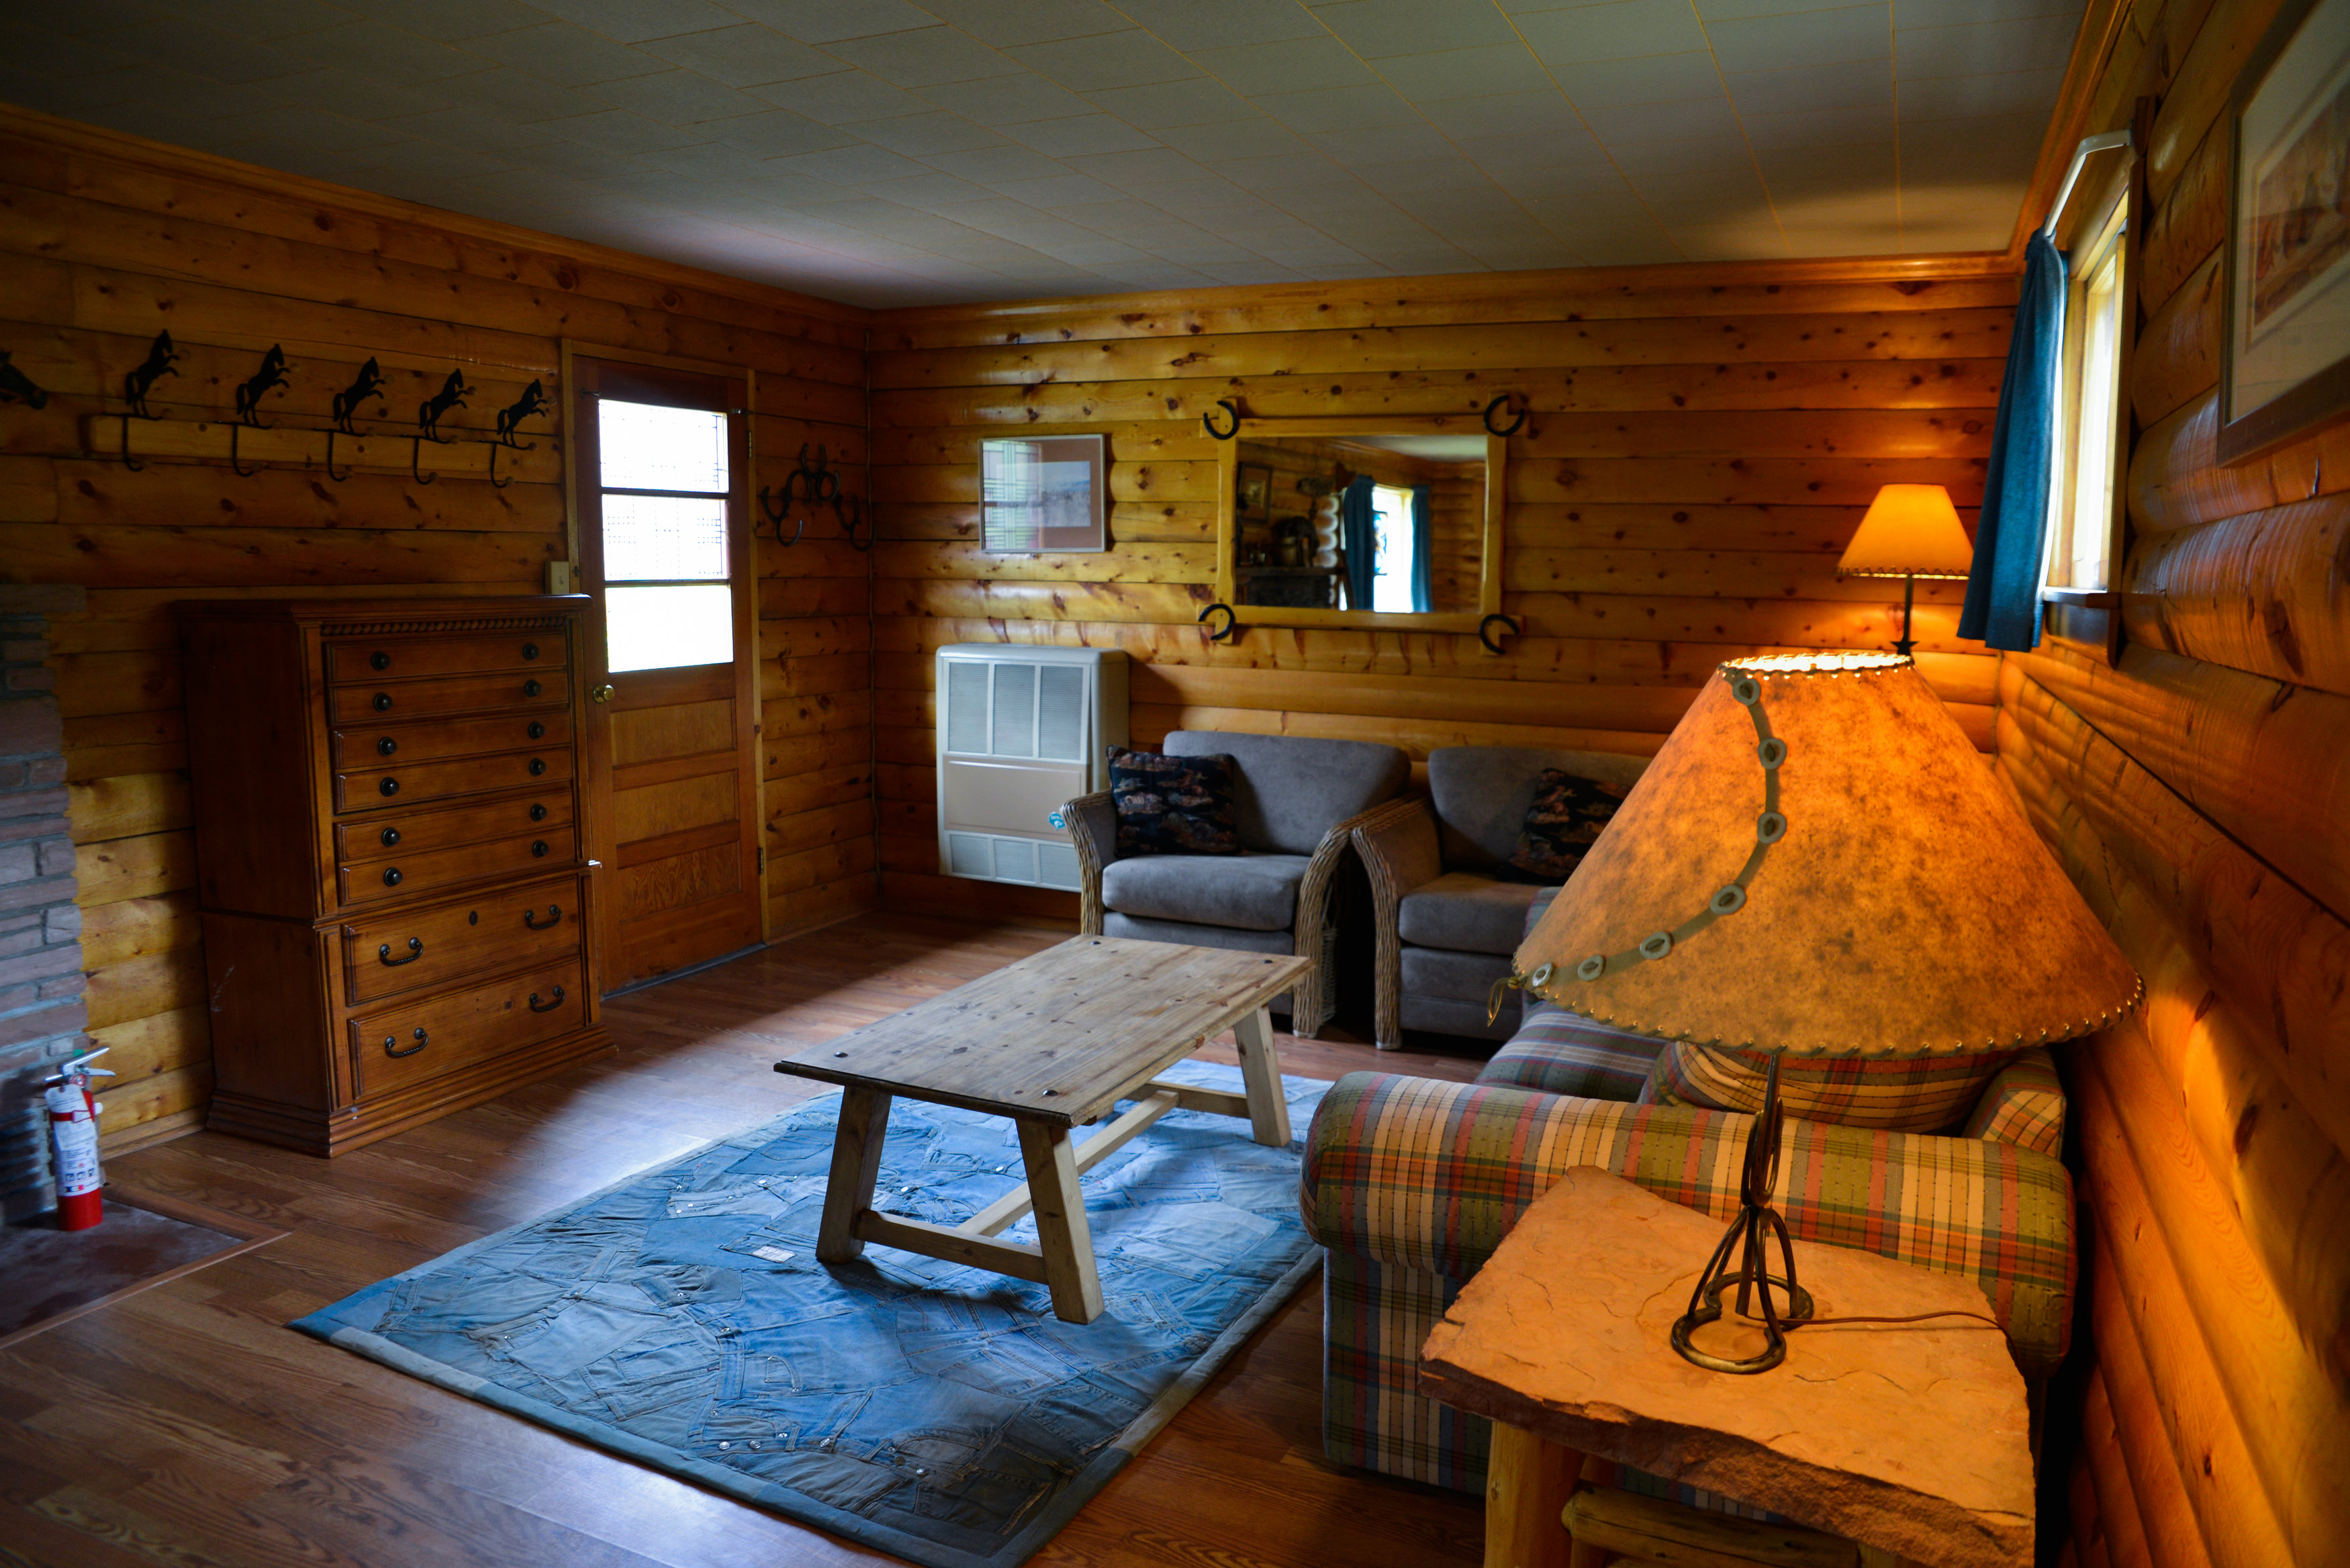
xmin=546 ymin=560 xmax=574 ymax=594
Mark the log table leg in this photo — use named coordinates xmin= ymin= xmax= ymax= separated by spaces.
xmin=1485 ymin=1422 xmax=1582 ymax=1568
xmin=1017 ymin=1118 xmax=1105 ymax=1324
xmin=1233 ymin=1004 xmax=1291 ymax=1148
xmin=815 ymin=1087 xmax=891 ymax=1264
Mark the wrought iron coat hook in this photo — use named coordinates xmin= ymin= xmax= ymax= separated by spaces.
xmin=485 ymin=379 xmax=547 ymax=489
xmin=412 ymin=367 xmax=471 ymax=485
xmin=1478 ymin=613 xmax=1520 ymax=655
xmin=1198 ymin=602 xmax=1238 ymax=642
xmin=755 ymin=483 xmax=803 ymax=546
xmin=1203 ymin=399 xmax=1241 ymax=440
xmin=1481 ymin=394 xmax=1526 ymax=438
xmin=325 ymin=357 xmax=386 ymax=483
xmin=0 ymin=350 xmax=49 ymax=411
xmin=760 ymin=443 xmax=866 ymax=549
xmin=117 ymin=330 xmax=178 ymax=471
xmin=230 ymin=344 xmax=295 ymax=478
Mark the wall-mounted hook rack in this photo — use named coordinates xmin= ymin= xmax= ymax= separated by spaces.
xmin=1477 ymin=613 xmax=1520 ymax=656
xmin=756 ymin=486 xmax=804 ymax=546
xmin=760 ymin=443 xmax=866 ymax=550
xmin=412 ymin=368 xmax=472 ymax=485
xmin=1481 ymin=395 xmax=1526 ymax=438
xmin=230 ymin=344 xmax=294 ymax=478
xmin=117 ymin=331 xmax=178 ymax=470
xmin=0 ymin=350 xmax=48 ymax=410
xmin=1198 ymin=602 xmax=1239 ymax=642
xmin=1203 ymin=399 xmax=1241 ymax=440
xmin=484 ymin=379 xmax=547 ymax=490
xmin=326 ymin=357 xmax=387 ymax=483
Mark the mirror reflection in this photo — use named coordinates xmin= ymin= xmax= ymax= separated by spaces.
xmin=1229 ymin=434 xmax=1487 ymax=615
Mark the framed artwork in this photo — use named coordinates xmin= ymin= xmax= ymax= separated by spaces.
xmin=979 ymin=434 xmax=1106 ymax=552
xmin=1235 ymin=461 xmax=1273 ymax=518
xmin=2220 ymin=0 xmax=2350 ymax=462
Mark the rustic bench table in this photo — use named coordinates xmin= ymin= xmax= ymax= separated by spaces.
xmin=773 ymin=936 xmax=1309 ymax=1324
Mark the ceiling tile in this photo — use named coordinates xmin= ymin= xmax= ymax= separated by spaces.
xmin=915 ymin=0 xmax=1129 ymax=48
xmin=214 ymin=104 xmax=413 ymax=152
xmin=1082 ymin=76 xmax=1255 ymax=128
xmin=430 ymin=66 xmax=614 ymax=125
xmin=1377 ymin=43 xmax=1554 ymax=102
xmin=921 ymin=142 xmax=1074 ymax=181
xmin=1059 ymin=145 xmax=1211 ymax=185
xmin=1637 ymin=166 xmax=1767 ymax=203
xmin=1726 ymin=56 xmax=1891 ymax=115
xmin=1454 ymin=126 xmax=1615 ymax=173
xmin=523 ymin=0 xmax=743 ymax=45
xmin=846 ymin=109 xmax=1007 ymax=155
xmin=986 ymin=171 xmax=1126 ymax=207
xmin=282 ymin=19 xmax=490 ymax=83
xmin=354 ymin=136 xmax=519 ymax=181
xmin=1009 ymin=30 xmax=1199 ymax=92
xmin=999 ymin=113 xmax=1161 ymax=157
xmin=1579 ymin=96 xmax=1742 ymax=142
xmin=1313 ymin=0 xmax=1521 ymax=57
xmin=1113 ymin=0 xmax=1325 ymax=52
xmin=1220 ymin=149 xmax=1345 ymax=190
xmin=919 ymin=71 xmax=1094 ymax=125
xmin=703 ymin=105 xmax=862 ymax=156
xmin=822 ymin=27 xmax=1017 ymax=87
xmin=1896 ymin=0 xmax=2081 ymax=24
xmin=1898 ymin=109 xmax=2044 ymax=182
xmin=592 ymin=69 xmax=773 ymax=126
xmin=534 ymin=107 xmax=705 ymax=155
xmin=253 ymin=69 xmax=455 ymax=124
xmin=863 ymin=168 xmax=996 ymax=206
xmin=643 ymin=26 xmax=841 ymax=88
xmin=769 ymin=140 xmax=934 ymax=183
xmin=1696 ymin=0 xmax=1876 ymax=17
xmin=1897 ymin=66 xmax=2065 ymax=118
xmin=724 ymin=0 xmax=941 ymax=45
xmin=461 ymin=22 xmax=665 ymax=87
xmin=1895 ymin=13 xmax=2079 ymax=78
xmin=1186 ymin=36 xmax=1377 ymax=96
xmin=638 ymin=140 xmax=797 ymax=180
xmin=1252 ymin=81 xmax=1417 ymax=134
xmin=1738 ymin=100 xmax=1894 ymax=147
xmin=1417 ymin=90 xmax=1586 ymax=140
xmin=326 ymin=0 xmax=549 ymax=43
xmin=759 ymin=68 xmax=931 ymax=123
xmin=1515 ymin=0 xmax=1709 ymax=64
xmin=1551 ymin=52 xmax=1724 ymax=107
xmin=1708 ymin=5 xmax=1887 ymax=74
xmin=1150 ymin=117 xmax=1313 ymax=162
xmin=1756 ymin=139 xmax=1894 ymax=197
xmin=1608 ymin=134 xmax=1752 ymax=175
xmin=1307 ymin=123 xmax=1456 ymax=164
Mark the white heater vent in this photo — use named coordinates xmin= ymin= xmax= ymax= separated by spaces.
xmin=936 ymin=645 xmax=1127 ymax=890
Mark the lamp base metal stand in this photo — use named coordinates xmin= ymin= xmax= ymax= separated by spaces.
xmin=1668 ymin=1053 xmax=1814 ymax=1373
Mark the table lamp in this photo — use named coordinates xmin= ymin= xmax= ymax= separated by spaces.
xmin=1507 ymin=652 xmax=2137 ymax=1373
xmin=1838 ymin=484 xmax=1975 ymax=656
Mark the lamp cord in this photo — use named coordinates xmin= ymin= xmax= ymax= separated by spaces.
xmin=1727 ymin=1306 xmax=2002 ymax=1329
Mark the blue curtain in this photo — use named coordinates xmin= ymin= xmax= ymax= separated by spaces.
xmin=1959 ymin=232 xmax=2067 ymax=651
xmin=1340 ymin=475 xmax=1376 ymax=611
xmin=1409 ymin=484 xmax=1432 ymax=613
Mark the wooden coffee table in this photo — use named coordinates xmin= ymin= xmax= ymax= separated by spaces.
xmin=773 ymin=936 xmax=1309 ymax=1324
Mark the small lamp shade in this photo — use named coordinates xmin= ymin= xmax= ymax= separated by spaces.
xmin=1838 ymin=484 xmax=1975 ymax=581
xmin=1513 ymin=653 xmax=2136 ymax=1058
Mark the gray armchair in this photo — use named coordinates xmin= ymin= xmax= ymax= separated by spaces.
xmin=1351 ymin=745 xmax=1649 ymax=1051
xmin=1062 ymin=731 xmax=1409 ymax=1038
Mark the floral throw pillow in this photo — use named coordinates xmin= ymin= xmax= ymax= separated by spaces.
xmin=1107 ymin=747 xmax=1241 ymax=856
xmin=1497 ymin=769 xmax=1628 ymax=883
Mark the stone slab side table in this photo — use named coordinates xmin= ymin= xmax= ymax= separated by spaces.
xmin=1419 ymin=1166 xmax=2034 ymax=1568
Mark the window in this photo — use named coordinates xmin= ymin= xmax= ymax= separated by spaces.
xmin=1369 ymin=483 xmax=1415 ymax=614
xmin=2044 ymin=193 xmax=2128 ymax=594
xmin=597 ymin=398 xmax=733 ymax=673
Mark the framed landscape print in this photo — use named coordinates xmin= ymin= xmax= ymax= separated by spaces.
xmin=979 ymin=434 xmax=1106 ymax=552
xmin=1235 ymin=461 xmax=1273 ymax=518
xmin=2220 ymin=0 xmax=2350 ymax=461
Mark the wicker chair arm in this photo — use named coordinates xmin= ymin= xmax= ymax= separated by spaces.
xmin=1061 ymin=790 xmax=1116 ymax=936
xmin=1350 ymin=798 xmax=1441 ymax=1049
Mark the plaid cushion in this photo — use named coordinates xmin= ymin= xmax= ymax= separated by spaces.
xmin=1639 ymin=1039 xmax=2018 ymax=1133
xmin=1477 ymin=1001 xmax=1659 ymax=1099
xmin=1962 ymin=1047 xmax=2065 ymax=1157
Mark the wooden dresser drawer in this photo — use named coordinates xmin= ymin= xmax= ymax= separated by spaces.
xmin=325 ymin=632 xmax=567 ymax=685
xmin=336 ymin=791 xmax=573 ymax=865
xmin=338 ymin=875 xmax=585 ymax=1007
xmin=328 ymin=671 xmax=567 ymax=726
xmin=334 ymin=748 xmax=573 ymax=813
xmin=339 ymin=827 xmax=577 ymax=905
xmin=330 ymin=709 xmax=573 ymax=771
xmin=350 ymin=957 xmax=586 ymax=1099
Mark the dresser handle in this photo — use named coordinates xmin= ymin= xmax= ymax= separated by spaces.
xmin=531 ymin=840 xmax=549 ymax=857
xmin=383 ymin=867 xmax=403 ymax=887
xmin=379 ymin=937 xmax=422 ymax=967
xmin=529 ymin=803 xmax=547 ymax=822
xmin=384 ymin=1027 xmax=427 ymax=1058
xmin=377 ymin=736 xmax=397 ymax=756
xmin=528 ymin=758 xmax=547 ymax=776
xmin=381 ymin=827 xmax=400 ymax=847
xmin=591 ymin=684 xmax=614 ymax=703
xmin=527 ymin=721 xmax=545 ymax=740
xmin=373 ymin=692 xmax=393 ymax=712
xmin=370 ymin=651 xmax=391 ymax=671
xmin=522 ymin=642 xmax=540 ymax=660
xmin=528 ymin=987 xmax=565 ymax=1012
xmin=524 ymin=679 xmax=542 ymax=697
xmin=524 ymin=905 xmax=561 ymax=930
xmin=379 ymin=777 xmax=399 ymax=797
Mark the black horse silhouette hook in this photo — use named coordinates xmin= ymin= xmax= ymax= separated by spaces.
xmin=230 ymin=344 xmax=294 ymax=477
xmin=117 ymin=331 xmax=179 ymax=471
xmin=484 ymin=379 xmax=547 ymax=489
xmin=758 ymin=442 xmax=865 ymax=550
xmin=324 ymin=357 xmax=387 ymax=483
xmin=412 ymin=368 xmax=472 ymax=485
xmin=0 ymin=350 xmax=48 ymax=410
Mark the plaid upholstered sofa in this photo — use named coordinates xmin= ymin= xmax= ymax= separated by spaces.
xmin=1300 ymin=950 xmax=2075 ymax=1498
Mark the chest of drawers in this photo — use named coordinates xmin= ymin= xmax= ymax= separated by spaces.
xmin=179 ymin=597 xmax=611 ymax=1155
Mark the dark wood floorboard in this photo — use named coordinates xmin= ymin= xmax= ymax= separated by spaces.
xmin=0 ymin=912 xmax=1487 ymax=1568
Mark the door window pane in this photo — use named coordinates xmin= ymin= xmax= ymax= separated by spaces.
xmin=602 ymin=495 xmax=728 ymax=582
xmin=600 ymin=399 xmax=726 ymax=493
xmin=606 ymin=585 xmax=733 ymax=672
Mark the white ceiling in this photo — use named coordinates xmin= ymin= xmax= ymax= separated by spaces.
xmin=0 ymin=0 xmax=2083 ymax=308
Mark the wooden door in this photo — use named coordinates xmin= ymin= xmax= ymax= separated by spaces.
xmin=573 ymin=358 xmax=763 ymax=991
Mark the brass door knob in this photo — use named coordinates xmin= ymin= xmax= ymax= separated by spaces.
xmin=591 ymin=683 xmax=614 ymax=703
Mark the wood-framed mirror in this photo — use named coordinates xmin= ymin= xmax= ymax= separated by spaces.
xmin=1213 ymin=415 xmax=1505 ymax=635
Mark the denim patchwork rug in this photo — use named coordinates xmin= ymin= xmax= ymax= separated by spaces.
xmin=293 ymin=1063 xmax=1329 ymax=1568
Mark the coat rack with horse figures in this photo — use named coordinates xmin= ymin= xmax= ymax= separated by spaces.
xmin=324 ymin=357 xmax=387 ymax=482
xmin=113 ymin=331 xmax=180 ymax=471
xmin=485 ymin=380 xmax=549 ymax=489
xmin=412 ymin=368 xmax=472 ymax=485
xmin=757 ymin=442 xmax=867 ymax=551
xmin=229 ymin=344 xmax=295 ymax=478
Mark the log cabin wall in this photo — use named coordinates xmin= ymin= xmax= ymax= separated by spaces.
xmin=1995 ymin=1 xmax=2350 ymax=1565
xmin=865 ymin=260 xmax=2019 ymax=921
xmin=0 ymin=106 xmax=877 ymax=1149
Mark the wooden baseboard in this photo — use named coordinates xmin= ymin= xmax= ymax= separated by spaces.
xmin=101 ymin=1108 xmax=204 ymax=1157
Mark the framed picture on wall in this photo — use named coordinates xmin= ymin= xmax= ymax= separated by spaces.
xmin=1235 ymin=461 xmax=1273 ymax=518
xmin=979 ymin=434 xmax=1106 ymax=552
xmin=2220 ymin=0 xmax=2350 ymax=462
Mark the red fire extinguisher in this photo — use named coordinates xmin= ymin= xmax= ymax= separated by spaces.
xmin=42 ymin=1047 xmax=113 ymax=1232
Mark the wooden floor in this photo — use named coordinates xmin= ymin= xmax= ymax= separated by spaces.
xmin=0 ymin=912 xmax=1490 ymax=1568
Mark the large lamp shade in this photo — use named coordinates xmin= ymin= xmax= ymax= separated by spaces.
xmin=1837 ymin=484 xmax=1975 ymax=581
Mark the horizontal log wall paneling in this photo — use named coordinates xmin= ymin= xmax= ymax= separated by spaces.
xmin=868 ymin=260 xmax=2014 ymax=920
xmin=0 ymin=106 xmax=874 ymax=1143
xmin=2006 ymin=1 xmax=2350 ymax=1564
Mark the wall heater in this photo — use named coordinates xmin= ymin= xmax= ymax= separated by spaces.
xmin=935 ymin=644 xmax=1128 ymax=891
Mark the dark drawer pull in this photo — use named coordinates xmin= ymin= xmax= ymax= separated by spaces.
xmin=528 ymin=757 xmax=547 ymax=776
xmin=370 ymin=651 xmax=390 ymax=671
xmin=528 ymin=986 xmax=565 ymax=1013
xmin=379 ymin=937 xmax=422 ymax=966
xmin=373 ymin=692 xmax=393 ymax=712
xmin=524 ymin=905 xmax=561 ymax=930
xmin=522 ymin=642 xmax=540 ymax=660
xmin=379 ymin=777 xmax=399 ymax=797
xmin=530 ymin=840 xmax=549 ymax=857
xmin=377 ymin=736 xmax=397 ymax=756
xmin=380 ymin=827 xmax=400 ymax=847
xmin=524 ymin=679 xmax=542 ymax=697
xmin=384 ymin=1027 xmax=427 ymax=1058
xmin=529 ymin=803 xmax=547 ymax=822
xmin=382 ymin=867 xmax=403 ymax=887
xmin=527 ymin=720 xmax=545 ymax=740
